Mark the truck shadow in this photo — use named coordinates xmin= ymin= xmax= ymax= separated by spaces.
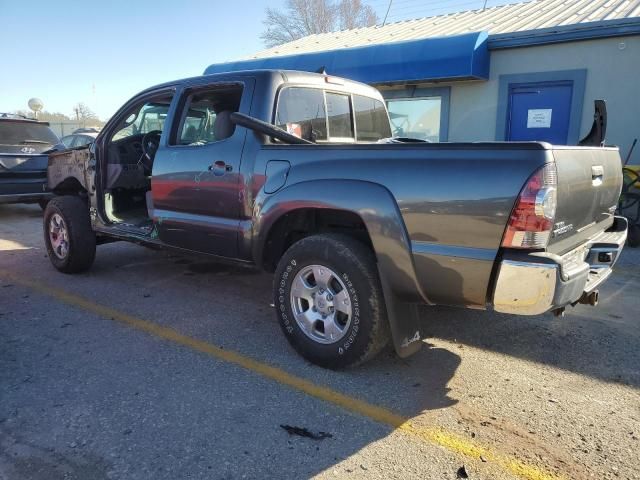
xmin=1 ymin=239 xmax=466 ymax=479
xmin=0 ymin=247 xmax=626 ymax=478
xmin=1 ymin=204 xmax=637 ymax=479
xmin=420 ymin=266 xmax=640 ymax=389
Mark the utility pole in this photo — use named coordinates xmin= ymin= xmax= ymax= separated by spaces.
xmin=382 ymin=0 xmax=393 ymax=26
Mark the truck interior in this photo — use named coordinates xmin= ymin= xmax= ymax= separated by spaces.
xmin=102 ymin=86 xmax=242 ymax=232
xmin=101 ymin=84 xmax=394 ymax=233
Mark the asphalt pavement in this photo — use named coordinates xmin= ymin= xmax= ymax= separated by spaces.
xmin=1 ymin=203 xmax=639 ymax=480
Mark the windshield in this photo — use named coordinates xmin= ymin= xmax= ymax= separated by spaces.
xmin=0 ymin=121 xmax=59 ymax=147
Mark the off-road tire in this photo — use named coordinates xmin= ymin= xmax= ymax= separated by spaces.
xmin=43 ymin=196 xmax=96 ymax=273
xmin=274 ymin=234 xmax=390 ymax=369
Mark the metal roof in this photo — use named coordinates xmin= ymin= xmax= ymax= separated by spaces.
xmin=249 ymin=0 xmax=640 ymax=59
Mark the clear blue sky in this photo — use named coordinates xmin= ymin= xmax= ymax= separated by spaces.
xmin=0 ymin=0 xmax=523 ymax=120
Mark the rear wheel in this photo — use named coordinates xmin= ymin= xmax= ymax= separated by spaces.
xmin=273 ymin=234 xmax=389 ymax=369
xmin=43 ymin=196 xmax=96 ymax=273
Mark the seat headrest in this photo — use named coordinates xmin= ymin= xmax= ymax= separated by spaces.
xmin=214 ymin=110 xmax=235 ymax=141
xmin=183 ymin=125 xmax=197 ymax=144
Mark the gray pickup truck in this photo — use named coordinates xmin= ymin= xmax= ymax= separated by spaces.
xmin=44 ymin=70 xmax=627 ymax=368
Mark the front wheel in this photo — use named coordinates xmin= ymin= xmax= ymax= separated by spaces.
xmin=43 ymin=196 xmax=96 ymax=273
xmin=273 ymin=234 xmax=390 ymax=369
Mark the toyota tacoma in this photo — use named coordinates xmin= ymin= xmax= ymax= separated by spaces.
xmin=44 ymin=70 xmax=627 ymax=368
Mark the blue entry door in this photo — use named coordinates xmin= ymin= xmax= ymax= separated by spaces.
xmin=507 ymin=81 xmax=573 ymax=144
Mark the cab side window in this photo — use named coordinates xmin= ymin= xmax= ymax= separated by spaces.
xmin=173 ymin=84 xmax=243 ymax=146
xmin=275 ymin=87 xmax=391 ymax=143
xmin=275 ymin=87 xmax=328 ymax=142
xmin=353 ymin=95 xmax=391 ymax=141
xmin=326 ymin=92 xmax=354 ymax=140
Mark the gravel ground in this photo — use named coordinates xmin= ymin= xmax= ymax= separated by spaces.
xmin=1 ymin=203 xmax=639 ymax=480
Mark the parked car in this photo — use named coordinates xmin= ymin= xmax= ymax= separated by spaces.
xmin=60 ymin=131 xmax=98 ymax=149
xmin=44 ymin=70 xmax=627 ymax=368
xmin=0 ymin=114 xmax=62 ymax=207
xmin=73 ymin=127 xmax=101 ymax=134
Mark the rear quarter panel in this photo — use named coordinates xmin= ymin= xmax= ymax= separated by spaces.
xmin=250 ymin=143 xmax=551 ymax=307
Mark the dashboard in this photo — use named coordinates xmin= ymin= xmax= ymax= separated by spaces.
xmin=105 ymin=134 xmax=149 ymax=190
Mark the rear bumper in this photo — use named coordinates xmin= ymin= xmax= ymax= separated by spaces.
xmin=0 ymin=192 xmax=53 ymax=204
xmin=0 ymin=174 xmax=49 ymax=204
xmin=492 ymin=216 xmax=627 ymax=315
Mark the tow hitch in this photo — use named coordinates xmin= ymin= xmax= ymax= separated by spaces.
xmin=578 ymin=290 xmax=599 ymax=306
xmin=554 ymin=290 xmax=600 ymax=317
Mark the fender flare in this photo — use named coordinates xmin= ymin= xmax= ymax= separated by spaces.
xmin=255 ymin=179 xmax=427 ymax=357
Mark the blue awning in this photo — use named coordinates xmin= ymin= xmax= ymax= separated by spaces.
xmin=204 ymin=32 xmax=490 ymax=84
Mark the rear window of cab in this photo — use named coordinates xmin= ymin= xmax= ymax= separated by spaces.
xmin=275 ymin=87 xmax=391 ymax=143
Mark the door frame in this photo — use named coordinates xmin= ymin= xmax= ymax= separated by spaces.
xmin=495 ymin=69 xmax=587 ymax=144
xmin=149 ymin=77 xmax=255 ymax=258
xmin=94 ymin=85 xmax=180 ymax=225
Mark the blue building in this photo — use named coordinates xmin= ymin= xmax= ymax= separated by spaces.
xmin=206 ymin=0 xmax=640 ymax=164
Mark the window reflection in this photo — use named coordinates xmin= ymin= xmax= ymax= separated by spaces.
xmin=387 ymin=97 xmax=441 ymax=142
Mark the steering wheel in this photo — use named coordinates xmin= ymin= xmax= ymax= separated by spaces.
xmin=140 ymin=130 xmax=162 ymax=172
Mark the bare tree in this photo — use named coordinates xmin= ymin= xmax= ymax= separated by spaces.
xmin=261 ymin=0 xmax=378 ymax=47
xmin=13 ymin=109 xmax=72 ymax=122
xmin=72 ymin=102 xmax=97 ymax=121
xmin=338 ymin=0 xmax=377 ymax=30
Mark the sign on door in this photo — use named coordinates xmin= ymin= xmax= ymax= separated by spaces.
xmin=527 ymin=109 xmax=553 ymax=128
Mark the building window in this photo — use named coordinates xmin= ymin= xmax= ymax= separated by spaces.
xmin=382 ymin=87 xmax=450 ymax=142
xmin=387 ymin=97 xmax=442 ymax=142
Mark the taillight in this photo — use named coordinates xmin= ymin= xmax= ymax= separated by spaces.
xmin=502 ymin=163 xmax=557 ymax=249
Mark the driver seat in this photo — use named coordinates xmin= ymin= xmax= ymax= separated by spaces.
xmin=182 ymin=125 xmax=198 ymax=144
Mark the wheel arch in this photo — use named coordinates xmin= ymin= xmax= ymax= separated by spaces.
xmin=255 ymin=179 xmax=427 ymax=358
xmin=51 ymin=176 xmax=87 ymax=196
xmin=48 ymin=148 xmax=92 ymax=196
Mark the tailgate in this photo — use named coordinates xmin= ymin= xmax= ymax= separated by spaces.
xmin=548 ymin=147 xmax=623 ymax=254
xmin=0 ymin=153 xmax=49 ymax=173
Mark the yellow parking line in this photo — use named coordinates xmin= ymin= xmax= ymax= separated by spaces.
xmin=3 ymin=271 xmax=563 ymax=480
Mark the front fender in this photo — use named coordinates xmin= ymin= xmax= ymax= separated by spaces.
xmin=254 ymin=179 xmax=427 ymax=357
xmin=47 ymin=147 xmax=92 ymax=192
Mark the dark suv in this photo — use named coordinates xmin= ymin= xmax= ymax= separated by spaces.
xmin=0 ymin=114 xmax=62 ymax=207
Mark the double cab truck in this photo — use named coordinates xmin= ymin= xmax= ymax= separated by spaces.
xmin=45 ymin=70 xmax=627 ymax=368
